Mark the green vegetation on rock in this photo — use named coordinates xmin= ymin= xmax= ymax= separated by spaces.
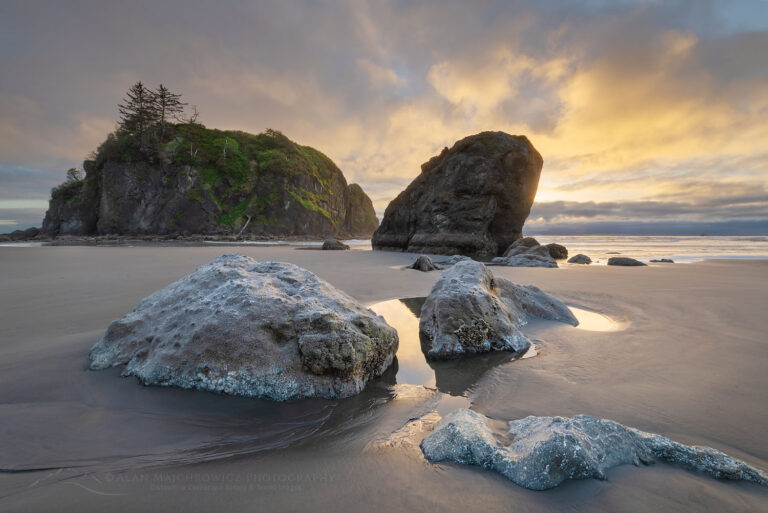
xmin=43 ymin=82 xmax=378 ymax=237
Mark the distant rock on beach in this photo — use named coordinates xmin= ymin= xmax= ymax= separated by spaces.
xmin=88 ymin=254 xmax=399 ymax=401
xmin=372 ymin=131 xmax=543 ymax=259
xmin=409 ymin=255 xmax=442 ymax=272
xmin=421 ymin=409 xmax=768 ymax=490
xmin=492 ymin=237 xmax=558 ymax=267
xmin=568 ymin=253 xmax=592 ymax=264
xmin=608 ymin=257 xmax=647 ymax=266
xmin=322 ymin=238 xmax=350 ymax=250
xmin=418 ymin=260 xmax=575 ymax=360
xmin=545 ymin=242 xmax=568 ymax=260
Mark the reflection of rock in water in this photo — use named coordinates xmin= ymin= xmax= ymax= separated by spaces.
xmin=427 ymin=352 xmax=517 ymax=397
xmin=398 ymin=297 xmax=426 ymax=318
xmin=394 ymin=296 xmax=520 ymax=397
xmin=308 ymin=363 xmax=400 ymax=443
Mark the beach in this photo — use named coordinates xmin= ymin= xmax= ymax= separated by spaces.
xmin=1 ymin=245 xmax=767 ymax=512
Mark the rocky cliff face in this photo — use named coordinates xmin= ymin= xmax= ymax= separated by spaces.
xmin=43 ymin=127 xmax=378 ymax=238
xmin=372 ymin=131 xmax=542 ymax=259
xmin=345 ymin=183 xmax=379 ymax=236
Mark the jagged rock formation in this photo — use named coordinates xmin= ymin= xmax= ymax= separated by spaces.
xmin=42 ymin=127 xmax=378 ymax=238
xmin=372 ymin=131 xmax=543 ymax=259
xmin=418 ymin=260 xmax=575 ymax=359
xmin=568 ymin=254 xmax=592 ymax=264
xmin=492 ymin=239 xmax=558 ymax=268
xmin=608 ymin=257 xmax=647 ymax=266
xmin=1 ymin=227 xmax=41 ymax=241
xmin=421 ymin=409 xmax=768 ymax=490
xmin=88 ymin=254 xmax=398 ymax=401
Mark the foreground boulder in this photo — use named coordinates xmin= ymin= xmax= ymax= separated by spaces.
xmin=418 ymin=260 xmax=575 ymax=359
xmin=492 ymin=243 xmax=557 ymax=268
xmin=409 ymin=255 xmax=442 ymax=272
xmin=568 ymin=254 xmax=592 ymax=264
xmin=421 ymin=409 xmax=768 ymax=490
xmin=88 ymin=254 xmax=398 ymax=401
xmin=608 ymin=257 xmax=646 ymax=267
xmin=372 ymin=131 xmax=543 ymax=259
xmin=322 ymin=238 xmax=350 ymax=250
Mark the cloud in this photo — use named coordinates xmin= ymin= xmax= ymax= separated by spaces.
xmin=356 ymin=59 xmax=404 ymax=88
xmin=1 ymin=0 xmax=767 ymax=231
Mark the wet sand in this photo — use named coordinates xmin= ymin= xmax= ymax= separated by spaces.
xmin=1 ymin=246 xmax=767 ymax=512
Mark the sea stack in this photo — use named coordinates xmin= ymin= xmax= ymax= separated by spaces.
xmin=372 ymin=131 xmax=543 ymax=259
xmin=42 ymin=128 xmax=378 ymax=239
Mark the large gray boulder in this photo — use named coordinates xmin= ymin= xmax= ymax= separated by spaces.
xmin=418 ymin=260 xmax=574 ymax=360
xmin=372 ymin=131 xmax=543 ymax=259
xmin=421 ymin=409 xmax=768 ymax=490
xmin=88 ymin=254 xmax=399 ymax=401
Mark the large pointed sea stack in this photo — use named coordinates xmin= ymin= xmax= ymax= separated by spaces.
xmin=372 ymin=131 xmax=542 ymax=259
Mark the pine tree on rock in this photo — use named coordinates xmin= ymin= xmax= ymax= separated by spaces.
xmin=118 ymin=81 xmax=158 ymax=151
xmin=154 ymin=84 xmax=186 ymax=140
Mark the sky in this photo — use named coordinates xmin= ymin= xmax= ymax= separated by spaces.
xmin=1 ymin=0 xmax=768 ymax=233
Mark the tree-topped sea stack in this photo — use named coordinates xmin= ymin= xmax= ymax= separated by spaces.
xmin=42 ymin=82 xmax=378 ymax=238
xmin=372 ymin=131 xmax=542 ymax=259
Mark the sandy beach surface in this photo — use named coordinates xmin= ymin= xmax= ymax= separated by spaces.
xmin=1 ymin=246 xmax=767 ymax=512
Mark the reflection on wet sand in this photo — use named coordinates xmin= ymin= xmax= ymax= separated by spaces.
xmin=569 ymin=306 xmax=626 ymax=331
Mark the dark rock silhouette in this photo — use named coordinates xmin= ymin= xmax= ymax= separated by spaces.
xmin=372 ymin=131 xmax=543 ymax=259
xmin=545 ymin=243 xmax=568 ymax=260
xmin=409 ymin=255 xmax=442 ymax=272
xmin=322 ymin=238 xmax=350 ymax=250
xmin=608 ymin=257 xmax=647 ymax=266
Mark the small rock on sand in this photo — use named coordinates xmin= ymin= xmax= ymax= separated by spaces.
xmin=409 ymin=255 xmax=442 ymax=272
xmin=568 ymin=254 xmax=592 ymax=264
xmin=608 ymin=257 xmax=647 ymax=266
xmin=545 ymin=243 xmax=568 ymax=260
xmin=322 ymin=238 xmax=350 ymax=250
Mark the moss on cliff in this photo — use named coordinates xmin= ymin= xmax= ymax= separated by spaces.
xmin=45 ymin=122 xmax=378 ymax=237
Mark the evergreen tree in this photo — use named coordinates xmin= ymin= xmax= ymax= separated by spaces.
xmin=154 ymin=84 xmax=186 ymax=139
xmin=118 ymin=81 xmax=158 ymax=149
xmin=65 ymin=168 xmax=84 ymax=183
